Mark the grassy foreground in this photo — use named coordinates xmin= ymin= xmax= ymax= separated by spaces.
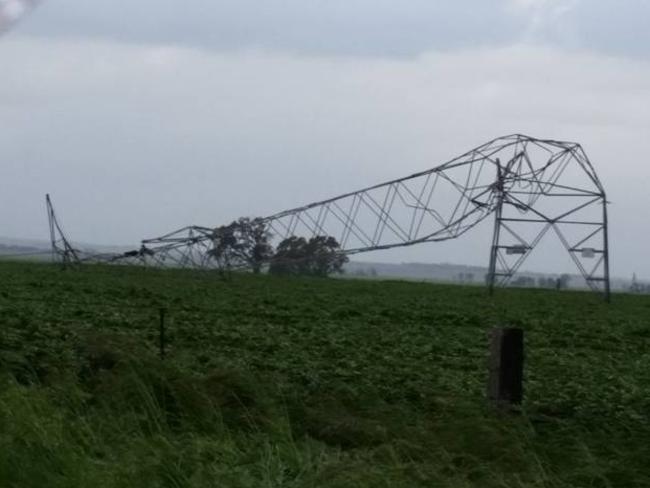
xmin=0 ymin=260 xmax=649 ymax=487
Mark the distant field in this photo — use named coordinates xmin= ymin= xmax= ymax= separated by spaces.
xmin=0 ymin=261 xmax=649 ymax=487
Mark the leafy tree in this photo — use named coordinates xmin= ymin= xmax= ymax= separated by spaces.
xmin=268 ymin=236 xmax=308 ymax=276
xmin=269 ymin=235 xmax=348 ymax=277
xmin=305 ymin=235 xmax=348 ymax=276
xmin=209 ymin=217 xmax=273 ymax=274
xmin=209 ymin=224 xmax=238 ymax=274
xmin=231 ymin=217 xmax=273 ymax=274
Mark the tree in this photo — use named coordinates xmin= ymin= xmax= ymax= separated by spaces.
xmin=512 ymin=275 xmax=535 ymax=288
xmin=457 ymin=272 xmax=475 ymax=284
xmin=209 ymin=223 xmax=238 ymax=274
xmin=305 ymin=235 xmax=348 ymax=276
xmin=557 ymin=273 xmax=572 ymax=290
xmin=537 ymin=276 xmax=555 ymax=288
xmin=231 ymin=217 xmax=273 ymax=274
xmin=630 ymin=273 xmax=640 ymax=293
xmin=269 ymin=235 xmax=348 ymax=277
xmin=268 ymin=236 xmax=308 ymax=276
xmin=209 ymin=217 xmax=273 ymax=274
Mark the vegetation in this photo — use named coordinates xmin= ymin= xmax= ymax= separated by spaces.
xmin=0 ymin=260 xmax=649 ymax=487
xmin=210 ymin=217 xmax=274 ymax=274
xmin=209 ymin=218 xmax=345 ymax=278
xmin=269 ymin=235 xmax=348 ymax=277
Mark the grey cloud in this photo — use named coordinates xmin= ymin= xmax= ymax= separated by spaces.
xmin=13 ymin=0 xmax=650 ymax=60
xmin=17 ymin=0 xmax=650 ymax=58
xmin=507 ymin=0 xmax=650 ymax=59
xmin=14 ymin=0 xmax=519 ymax=57
xmin=557 ymin=1 xmax=650 ymax=59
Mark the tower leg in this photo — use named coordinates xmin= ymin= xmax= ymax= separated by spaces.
xmin=602 ymin=198 xmax=611 ymax=302
xmin=488 ymin=161 xmax=504 ymax=296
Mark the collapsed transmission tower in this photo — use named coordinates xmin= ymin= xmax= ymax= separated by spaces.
xmin=48 ymin=135 xmax=611 ymax=299
xmin=46 ymin=194 xmax=80 ymax=267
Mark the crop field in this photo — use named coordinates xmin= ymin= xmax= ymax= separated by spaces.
xmin=0 ymin=260 xmax=649 ymax=487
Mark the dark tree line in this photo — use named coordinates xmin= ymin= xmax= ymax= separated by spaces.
xmin=269 ymin=235 xmax=348 ymax=277
xmin=209 ymin=217 xmax=347 ymax=277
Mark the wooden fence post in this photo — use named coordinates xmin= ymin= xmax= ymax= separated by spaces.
xmin=488 ymin=328 xmax=524 ymax=408
xmin=159 ymin=308 xmax=167 ymax=360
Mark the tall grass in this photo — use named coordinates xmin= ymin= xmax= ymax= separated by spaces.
xmin=1 ymin=336 xmax=647 ymax=487
xmin=1 ymin=261 xmax=649 ymax=486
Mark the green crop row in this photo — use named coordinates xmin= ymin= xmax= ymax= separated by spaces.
xmin=0 ymin=260 xmax=649 ymax=487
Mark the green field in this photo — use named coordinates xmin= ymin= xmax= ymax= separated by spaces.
xmin=0 ymin=260 xmax=649 ymax=487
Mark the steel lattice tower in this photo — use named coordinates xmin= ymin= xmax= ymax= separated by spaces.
xmin=47 ymin=135 xmax=611 ymax=299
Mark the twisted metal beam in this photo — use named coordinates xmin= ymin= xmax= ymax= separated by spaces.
xmin=46 ymin=193 xmax=80 ymax=267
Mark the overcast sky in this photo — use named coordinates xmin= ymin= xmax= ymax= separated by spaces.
xmin=1 ymin=0 xmax=650 ymax=277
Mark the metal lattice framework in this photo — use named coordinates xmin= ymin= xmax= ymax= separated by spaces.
xmin=47 ymin=135 xmax=610 ymax=298
xmin=46 ymin=193 xmax=81 ymax=267
xmin=139 ymin=226 xmax=218 ymax=268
